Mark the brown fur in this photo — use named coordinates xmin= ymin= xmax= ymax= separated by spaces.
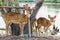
xmin=33 ymin=15 xmax=56 ymax=33
xmin=3 ymin=4 xmax=32 ymax=35
xmin=4 ymin=12 xmax=28 ymax=35
xmin=37 ymin=17 xmax=51 ymax=32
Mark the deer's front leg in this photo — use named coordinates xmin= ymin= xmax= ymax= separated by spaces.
xmin=19 ymin=23 xmax=24 ymax=36
xmin=5 ymin=22 xmax=10 ymax=35
xmin=44 ymin=27 xmax=49 ymax=33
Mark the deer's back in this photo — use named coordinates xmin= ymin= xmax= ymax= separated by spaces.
xmin=37 ymin=17 xmax=51 ymax=27
xmin=4 ymin=12 xmax=28 ymax=24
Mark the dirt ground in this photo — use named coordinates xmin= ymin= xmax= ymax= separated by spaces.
xmin=0 ymin=35 xmax=60 ymax=40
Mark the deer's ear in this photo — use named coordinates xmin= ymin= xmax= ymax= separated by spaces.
xmin=53 ymin=15 xmax=56 ymax=19
xmin=48 ymin=15 xmax=51 ymax=18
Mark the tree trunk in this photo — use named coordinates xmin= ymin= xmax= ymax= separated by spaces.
xmin=10 ymin=23 xmax=20 ymax=36
xmin=30 ymin=0 xmax=43 ymax=34
xmin=30 ymin=0 xmax=43 ymax=23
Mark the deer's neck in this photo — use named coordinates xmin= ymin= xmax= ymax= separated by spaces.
xmin=50 ymin=21 xmax=54 ymax=26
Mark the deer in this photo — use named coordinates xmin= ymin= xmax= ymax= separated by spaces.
xmin=32 ymin=15 xmax=56 ymax=34
xmin=3 ymin=12 xmax=28 ymax=36
xmin=1 ymin=5 xmax=32 ymax=36
xmin=0 ymin=4 xmax=33 ymax=36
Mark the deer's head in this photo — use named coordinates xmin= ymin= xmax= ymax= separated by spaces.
xmin=48 ymin=15 xmax=56 ymax=22
xmin=25 ymin=7 xmax=31 ymax=18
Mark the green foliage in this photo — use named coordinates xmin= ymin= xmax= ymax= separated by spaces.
xmin=0 ymin=0 xmax=18 ymax=6
xmin=0 ymin=0 xmax=7 ymax=6
xmin=19 ymin=0 xmax=35 ymax=2
xmin=44 ymin=0 xmax=60 ymax=3
xmin=10 ymin=0 xmax=18 ymax=6
xmin=10 ymin=0 xmax=16 ymax=4
xmin=56 ymin=0 xmax=60 ymax=2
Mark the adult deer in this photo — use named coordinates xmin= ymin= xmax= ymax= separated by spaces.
xmin=2 ymin=6 xmax=32 ymax=36
xmin=3 ymin=12 xmax=28 ymax=36
xmin=32 ymin=15 xmax=56 ymax=34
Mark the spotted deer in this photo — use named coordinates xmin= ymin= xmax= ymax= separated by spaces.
xmin=32 ymin=15 xmax=56 ymax=34
xmin=3 ymin=12 xmax=28 ymax=36
xmin=3 ymin=6 xmax=32 ymax=36
xmin=0 ymin=4 xmax=32 ymax=36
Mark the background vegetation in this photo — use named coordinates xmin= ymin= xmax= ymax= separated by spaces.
xmin=44 ymin=0 xmax=60 ymax=3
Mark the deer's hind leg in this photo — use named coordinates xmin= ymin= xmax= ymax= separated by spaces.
xmin=5 ymin=22 xmax=10 ymax=35
xmin=37 ymin=25 xmax=41 ymax=36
